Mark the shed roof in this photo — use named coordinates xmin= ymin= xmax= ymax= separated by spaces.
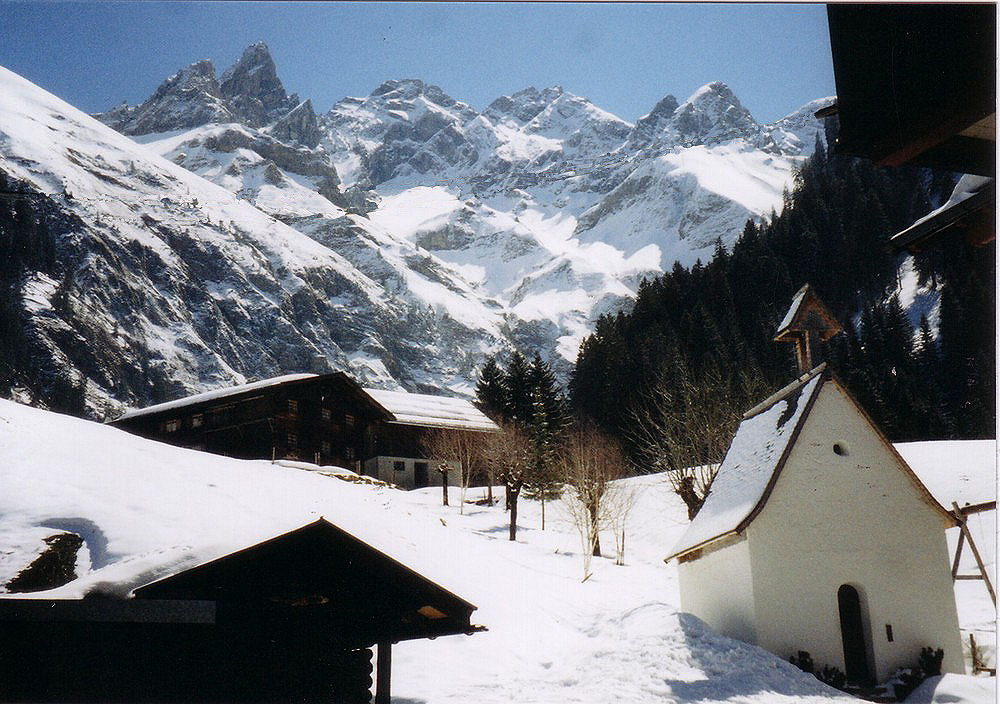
xmin=826 ymin=4 xmax=995 ymax=176
xmin=363 ymin=388 xmax=499 ymax=432
xmin=134 ymin=518 xmax=479 ymax=646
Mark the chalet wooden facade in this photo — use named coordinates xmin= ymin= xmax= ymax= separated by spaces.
xmin=0 ymin=519 xmax=481 ymax=702
xmin=108 ymin=373 xmax=498 ymax=489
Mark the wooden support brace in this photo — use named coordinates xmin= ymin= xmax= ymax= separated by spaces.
xmin=952 ymin=502 xmax=996 ymax=606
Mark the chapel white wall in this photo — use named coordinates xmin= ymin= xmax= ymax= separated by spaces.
xmin=746 ymin=381 xmax=964 ymax=681
xmin=678 ymin=536 xmax=757 ymax=645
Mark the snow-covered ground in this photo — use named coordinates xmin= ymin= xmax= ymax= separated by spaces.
xmin=0 ymin=399 xmax=994 ymax=703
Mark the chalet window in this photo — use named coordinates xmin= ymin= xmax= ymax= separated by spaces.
xmin=287 ymin=399 xmax=298 ymax=415
xmin=287 ymin=433 xmax=298 ymax=450
xmin=164 ymin=419 xmax=181 ymax=433
xmin=191 ymin=413 xmax=203 ymax=428
xmin=345 ymin=413 xmax=355 ymax=428
xmin=345 ymin=447 xmax=355 ymax=461
xmin=321 ymin=440 xmax=331 ymax=455
xmin=321 ymin=408 xmax=332 ymax=421
xmin=393 ymin=460 xmax=405 ymax=472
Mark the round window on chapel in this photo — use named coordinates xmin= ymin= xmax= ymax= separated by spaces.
xmin=833 ymin=442 xmax=849 ymax=457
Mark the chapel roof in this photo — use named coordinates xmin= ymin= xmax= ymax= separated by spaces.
xmin=666 ymin=365 xmax=957 ymax=562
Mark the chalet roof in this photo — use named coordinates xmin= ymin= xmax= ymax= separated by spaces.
xmin=363 ymin=388 xmax=499 ymax=432
xmin=113 ymin=374 xmax=497 ymax=433
xmin=888 ymin=175 xmax=995 ymax=252
xmin=116 ymin=373 xmax=318 ymax=420
xmin=666 ymin=366 xmax=958 ymax=562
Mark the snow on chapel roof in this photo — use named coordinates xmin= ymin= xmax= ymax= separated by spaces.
xmin=668 ymin=366 xmax=827 ymax=560
xmin=362 ymin=388 xmax=498 ymax=432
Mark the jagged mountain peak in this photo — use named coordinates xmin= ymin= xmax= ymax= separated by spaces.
xmin=369 ymin=78 xmax=462 ymax=110
xmin=661 ymin=81 xmax=765 ymax=148
xmin=102 ymin=57 xmax=233 ymax=135
xmin=219 ymin=41 xmax=292 ymax=126
xmin=150 ymin=58 xmax=222 ymax=102
xmin=629 ymin=94 xmax=680 ymax=147
xmin=484 ymin=86 xmax=567 ymax=124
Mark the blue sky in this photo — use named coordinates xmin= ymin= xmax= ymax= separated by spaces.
xmin=0 ymin=2 xmax=835 ymax=124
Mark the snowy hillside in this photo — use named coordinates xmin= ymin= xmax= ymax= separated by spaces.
xmin=0 ymin=64 xmax=511 ymax=416
xmin=0 ymin=400 xmax=994 ymax=703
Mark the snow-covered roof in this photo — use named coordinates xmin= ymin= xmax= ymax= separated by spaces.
xmin=889 ymin=175 xmax=995 ymax=251
xmin=0 ymin=399 xmax=467 ymax=599
xmin=363 ymin=388 xmax=498 ymax=432
xmin=116 ymin=373 xmax=318 ymax=420
xmin=668 ymin=367 xmax=826 ymax=559
xmin=775 ymin=284 xmax=809 ymax=336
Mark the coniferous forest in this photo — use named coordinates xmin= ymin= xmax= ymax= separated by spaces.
xmin=570 ymin=121 xmax=995 ymax=467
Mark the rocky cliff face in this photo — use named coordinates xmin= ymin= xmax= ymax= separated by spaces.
xmin=1 ymin=43 xmax=831 ymax=414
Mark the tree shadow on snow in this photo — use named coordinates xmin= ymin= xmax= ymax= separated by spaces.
xmin=661 ymin=613 xmax=843 ymax=702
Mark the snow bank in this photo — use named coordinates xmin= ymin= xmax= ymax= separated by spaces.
xmin=905 ymin=673 xmax=996 ymax=703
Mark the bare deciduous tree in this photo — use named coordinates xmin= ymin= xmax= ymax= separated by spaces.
xmin=605 ymin=480 xmax=638 ymax=566
xmin=419 ymin=428 xmax=492 ymax=514
xmin=480 ymin=421 xmax=531 ymax=541
xmin=628 ymin=364 xmax=769 ymax=519
xmin=559 ymin=424 xmax=626 ymax=580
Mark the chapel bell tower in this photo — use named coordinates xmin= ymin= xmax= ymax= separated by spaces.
xmin=773 ymin=284 xmax=843 ymax=375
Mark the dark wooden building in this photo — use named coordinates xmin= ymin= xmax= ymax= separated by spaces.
xmin=825 ymin=4 xmax=995 ymax=251
xmin=0 ymin=519 xmax=481 ymax=703
xmin=108 ymin=373 xmax=498 ymax=489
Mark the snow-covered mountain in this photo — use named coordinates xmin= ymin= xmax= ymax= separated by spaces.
xmin=0 ymin=64 xmax=509 ymax=417
xmin=1 ymin=43 xmax=831 ymax=414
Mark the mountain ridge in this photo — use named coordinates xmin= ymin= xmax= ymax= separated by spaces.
xmin=2 ymin=42 xmax=832 ymax=415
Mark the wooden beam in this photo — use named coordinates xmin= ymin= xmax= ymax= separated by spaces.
xmin=375 ymin=641 xmax=391 ymax=704
xmin=952 ymin=501 xmax=996 ymax=606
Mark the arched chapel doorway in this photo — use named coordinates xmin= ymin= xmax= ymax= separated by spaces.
xmin=837 ymin=584 xmax=873 ymax=684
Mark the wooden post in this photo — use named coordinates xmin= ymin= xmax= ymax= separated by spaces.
xmin=439 ymin=462 xmax=449 ymax=506
xmin=375 ymin=641 xmax=391 ymax=704
xmin=951 ymin=501 xmax=996 ymax=606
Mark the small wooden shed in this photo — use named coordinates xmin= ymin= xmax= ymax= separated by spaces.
xmin=666 ymin=291 xmax=965 ymax=685
xmin=0 ymin=519 xmax=481 ymax=703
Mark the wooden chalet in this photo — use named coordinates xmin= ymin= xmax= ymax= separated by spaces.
xmin=108 ymin=373 xmax=498 ymax=489
xmin=0 ymin=518 xmax=482 ymax=703
xmin=824 ymin=4 xmax=996 ymax=251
